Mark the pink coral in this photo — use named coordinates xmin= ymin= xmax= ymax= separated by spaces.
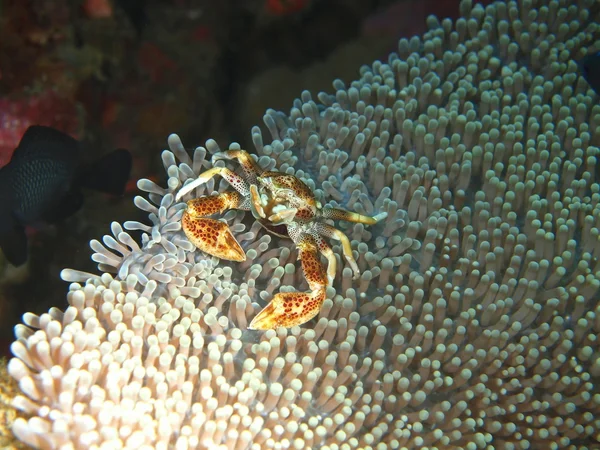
xmin=0 ymin=90 xmax=81 ymax=167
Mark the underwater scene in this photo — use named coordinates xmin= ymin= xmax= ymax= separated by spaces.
xmin=1 ymin=0 xmax=600 ymax=448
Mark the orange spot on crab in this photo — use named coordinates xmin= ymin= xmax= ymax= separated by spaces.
xmin=176 ymin=149 xmax=387 ymax=330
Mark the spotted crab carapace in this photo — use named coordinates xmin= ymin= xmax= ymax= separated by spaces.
xmin=175 ymin=149 xmax=387 ymax=330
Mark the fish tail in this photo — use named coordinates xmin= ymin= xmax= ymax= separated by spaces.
xmin=0 ymin=215 xmax=28 ymax=266
xmin=78 ymin=149 xmax=132 ymax=195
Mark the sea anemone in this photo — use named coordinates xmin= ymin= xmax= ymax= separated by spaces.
xmin=6 ymin=0 xmax=600 ymax=448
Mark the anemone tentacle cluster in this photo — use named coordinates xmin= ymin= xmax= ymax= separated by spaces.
xmin=6 ymin=0 xmax=600 ymax=448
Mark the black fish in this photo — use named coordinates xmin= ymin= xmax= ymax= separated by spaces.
xmin=580 ymin=51 xmax=600 ymax=95
xmin=0 ymin=125 xmax=132 ymax=266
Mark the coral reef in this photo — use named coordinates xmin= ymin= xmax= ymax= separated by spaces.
xmin=6 ymin=0 xmax=600 ymax=448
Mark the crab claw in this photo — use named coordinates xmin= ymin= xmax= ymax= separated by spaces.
xmin=248 ymin=288 xmax=326 ymax=330
xmin=248 ymin=235 xmax=327 ymax=330
xmin=182 ymin=214 xmax=246 ymax=261
xmin=181 ymin=193 xmax=246 ymax=261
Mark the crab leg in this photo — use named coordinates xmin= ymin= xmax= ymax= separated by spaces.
xmin=249 ymin=235 xmax=328 ymax=330
xmin=314 ymin=235 xmax=337 ymax=287
xmin=182 ymin=191 xmax=246 ymax=261
xmin=213 ymin=150 xmax=263 ymax=185
xmin=314 ymin=222 xmax=361 ymax=280
xmin=312 ymin=210 xmax=387 ymax=280
xmin=176 ymin=167 xmax=250 ymax=202
xmin=322 ymin=207 xmax=388 ymax=225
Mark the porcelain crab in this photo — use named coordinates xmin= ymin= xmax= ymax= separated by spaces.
xmin=175 ymin=149 xmax=387 ymax=330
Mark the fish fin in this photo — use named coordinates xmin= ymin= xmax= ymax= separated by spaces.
xmin=78 ymin=149 xmax=132 ymax=195
xmin=12 ymin=125 xmax=79 ymax=162
xmin=0 ymin=217 xmax=28 ymax=266
xmin=41 ymin=189 xmax=85 ymax=223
